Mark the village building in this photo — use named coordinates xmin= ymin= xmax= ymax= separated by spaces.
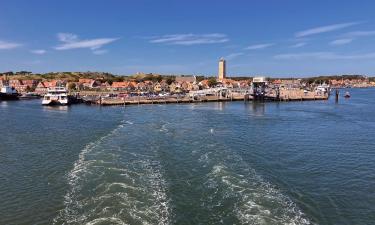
xmin=135 ymin=82 xmax=147 ymax=92
xmin=35 ymin=80 xmax=66 ymax=95
xmin=111 ymin=81 xmax=129 ymax=91
xmin=6 ymin=79 xmax=38 ymax=93
xmin=159 ymin=80 xmax=170 ymax=92
xmin=100 ymin=81 xmax=111 ymax=90
xmin=153 ymin=82 xmax=163 ymax=92
xmin=169 ymin=81 xmax=182 ymax=93
xmin=35 ymin=82 xmax=49 ymax=95
xmin=111 ymin=81 xmax=137 ymax=91
xmin=77 ymin=79 xmax=102 ymax=89
xmin=198 ymin=80 xmax=210 ymax=89
xmin=175 ymin=75 xmax=196 ymax=84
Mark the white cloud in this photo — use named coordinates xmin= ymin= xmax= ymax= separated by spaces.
xmin=245 ymin=43 xmax=274 ymax=50
xmin=149 ymin=33 xmax=229 ymax=45
xmin=55 ymin=33 xmax=118 ymax=50
xmin=330 ymin=38 xmax=353 ymax=46
xmin=290 ymin=42 xmax=306 ymax=48
xmin=30 ymin=49 xmax=46 ymax=54
xmin=57 ymin=33 xmax=78 ymax=43
xmin=0 ymin=40 xmax=22 ymax=50
xmin=295 ymin=22 xmax=360 ymax=38
xmin=274 ymin=51 xmax=375 ymax=60
xmin=225 ymin=52 xmax=244 ymax=60
xmin=343 ymin=30 xmax=375 ymax=37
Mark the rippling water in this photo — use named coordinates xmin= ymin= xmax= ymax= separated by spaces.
xmin=1 ymin=88 xmax=374 ymax=225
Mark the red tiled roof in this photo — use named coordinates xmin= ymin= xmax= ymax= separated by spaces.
xmin=79 ymin=78 xmax=94 ymax=84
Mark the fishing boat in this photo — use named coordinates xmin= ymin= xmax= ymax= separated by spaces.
xmin=0 ymin=85 xmax=20 ymax=100
xmin=344 ymin=91 xmax=351 ymax=98
xmin=42 ymin=87 xmax=69 ymax=105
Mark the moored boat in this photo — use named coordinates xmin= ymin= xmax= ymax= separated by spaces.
xmin=344 ymin=91 xmax=351 ymax=98
xmin=42 ymin=87 xmax=69 ymax=105
xmin=316 ymin=83 xmax=330 ymax=93
xmin=0 ymin=86 xmax=20 ymax=100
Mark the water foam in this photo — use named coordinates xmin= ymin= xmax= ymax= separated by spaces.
xmin=85 ymin=217 xmax=127 ymax=225
xmin=53 ymin=120 xmax=170 ymax=225
xmin=53 ymin=121 xmax=126 ymax=224
xmin=203 ymin=150 xmax=311 ymax=225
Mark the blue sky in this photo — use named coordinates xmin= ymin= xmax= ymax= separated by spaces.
xmin=1 ymin=0 xmax=375 ymax=77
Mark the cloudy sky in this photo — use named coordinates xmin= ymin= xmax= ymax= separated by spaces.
xmin=1 ymin=0 xmax=375 ymax=77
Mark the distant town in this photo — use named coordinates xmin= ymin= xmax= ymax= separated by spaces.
xmin=1 ymin=58 xmax=374 ymax=105
xmin=1 ymin=69 xmax=374 ymax=96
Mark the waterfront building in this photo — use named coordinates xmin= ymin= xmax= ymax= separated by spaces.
xmin=35 ymin=82 xmax=49 ymax=95
xmin=100 ymin=81 xmax=111 ymax=90
xmin=218 ymin=58 xmax=226 ymax=81
xmin=153 ymin=82 xmax=162 ymax=92
xmin=78 ymin=78 xmax=95 ymax=84
xmin=159 ymin=80 xmax=169 ymax=92
xmin=199 ymin=80 xmax=210 ymax=89
xmin=111 ymin=81 xmax=136 ymax=91
xmin=7 ymin=79 xmax=38 ymax=93
xmin=136 ymin=82 xmax=147 ymax=91
xmin=169 ymin=81 xmax=180 ymax=93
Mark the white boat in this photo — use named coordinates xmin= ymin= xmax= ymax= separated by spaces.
xmin=42 ymin=87 xmax=69 ymax=105
xmin=316 ymin=83 xmax=330 ymax=93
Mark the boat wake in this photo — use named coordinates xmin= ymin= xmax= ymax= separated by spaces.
xmin=199 ymin=144 xmax=311 ymax=225
xmin=53 ymin=120 xmax=170 ymax=225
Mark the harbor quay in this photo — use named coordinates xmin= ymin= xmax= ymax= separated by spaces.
xmin=77 ymin=86 xmax=329 ymax=106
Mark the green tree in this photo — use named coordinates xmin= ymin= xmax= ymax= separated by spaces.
xmin=196 ymin=76 xmax=205 ymax=83
xmin=25 ymin=86 xmax=35 ymax=92
xmin=68 ymin=83 xmax=76 ymax=90
xmin=166 ymin=77 xmax=175 ymax=85
xmin=208 ymin=77 xmax=218 ymax=87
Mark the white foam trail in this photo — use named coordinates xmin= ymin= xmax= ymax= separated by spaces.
xmin=53 ymin=120 xmax=126 ymax=224
xmin=85 ymin=217 xmax=127 ymax=225
xmin=207 ymin=163 xmax=311 ymax=225
xmin=199 ymin=142 xmax=311 ymax=225
xmin=139 ymin=158 xmax=170 ymax=225
xmin=53 ymin=119 xmax=171 ymax=225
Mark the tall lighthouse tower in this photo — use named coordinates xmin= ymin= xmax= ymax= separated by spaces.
xmin=218 ymin=57 xmax=226 ymax=81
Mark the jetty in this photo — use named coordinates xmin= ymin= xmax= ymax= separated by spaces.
xmin=80 ymin=88 xmax=329 ymax=106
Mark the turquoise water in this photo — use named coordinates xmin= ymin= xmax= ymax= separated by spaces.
xmin=0 ymin=88 xmax=374 ymax=225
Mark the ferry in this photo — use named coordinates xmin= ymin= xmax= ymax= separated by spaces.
xmin=42 ymin=87 xmax=69 ymax=105
xmin=0 ymin=85 xmax=20 ymax=100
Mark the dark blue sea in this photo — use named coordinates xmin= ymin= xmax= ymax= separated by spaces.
xmin=1 ymin=88 xmax=374 ymax=225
